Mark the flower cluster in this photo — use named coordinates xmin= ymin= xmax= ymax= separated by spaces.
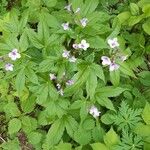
xmin=49 ymin=73 xmax=74 ymax=96
xmin=62 ymin=50 xmax=77 ymax=63
xmin=5 ymin=49 xmax=21 ymax=71
xmin=62 ymin=3 xmax=88 ymax=31
xmin=73 ymin=39 xmax=90 ymax=51
xmin=101 ymin=38 xmax=127 ymax=71
xmin=89 ymin=106 xmax=101 ymax=118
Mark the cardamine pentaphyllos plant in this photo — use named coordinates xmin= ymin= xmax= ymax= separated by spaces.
xmin=0 ymin=0 xmax=150 ymax=150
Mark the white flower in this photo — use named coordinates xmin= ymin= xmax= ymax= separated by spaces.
xmin=5 ymin=63 xmax=14 ymax=71
xmin=56 ymin=83 xmax=61 ymax=90
xmin=101 ymin=56 xmax=111 ymax=66
xmin=66 ymin=79 xmax=74 ymax=86
xmin=109 ymin=63 xmax=120 ymax=71
xmin=62 ymin=50 xmax=70 ymax=58
xmin=107 ymin=38 xmax=119 ymax=49
xmin=75 ymin=7 xmax=80 ymax=13
xmin=80 ymin=18 xmax=88 ymax=27
xmin=61 ymin=22 xmax=69 ymax=30
xmin=89 ymin=106 xmax=101 ymax=118
xmin=78 ymin=39 xmax=90 ymax=50
xmin=69 ymin=56 xmax=77 ymax=62
xmin=72 ymin=43 xmax=79 ymax=49
xmin=58 ymin=88 xmax=64 ymax=96
xmin=64 ymin=4 xmax=72 ymax=11
xmin=8 ymin=49 xmax=21 ymax=61
xmin=49 ymin=73 xmax=56 ymax=80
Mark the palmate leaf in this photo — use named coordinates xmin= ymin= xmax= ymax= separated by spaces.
xmin=111 ymin=101 xmax=142 ymax=131
xmin=115 ymin=130 xmax=143 ymax=150
xmin=27 ymin=28 xmax=44 ymax=49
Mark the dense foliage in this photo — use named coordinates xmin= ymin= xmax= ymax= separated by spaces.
xmin=0 ymin=0 xmax=150 ymax=149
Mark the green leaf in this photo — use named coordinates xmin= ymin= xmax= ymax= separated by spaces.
xmin=86 ymin=71 xmax=97 ymax=99
xmin=19 ymin=31 xmax=28 ymax=52
xmin=104 ymin=128 xmax=119 ymax=147
xmin=65 ymin=116 xmax=78 ymax=138
xmin=119 ymin=62 xmax=136 ymax=78
xmin=91 ymin=63 xmax=105 ymax=82
xmin=1 ymin=139 xmax=21 ymax=150
xmin=25 ymin=67 xmax=38 ymax=84
xmin=36 ymin=84 xmax=49 ymax=105
xmin=43 ymin=12 xmax=60 ymax=29
xmin=43 ymin=0 xmax=57 ymax=7
xmin=101 ymin=113 xmax=114 ymax=125
xmin=15 ymin=68 xmax=25 ymax=95
xmin=96 ymin=86 xmax=126 ymax=98
xmin=91 ymin=143 xmax=108 ymax=150
xmin=4 ymin=102 xmax=21 ymax=117
xmin=55 ymin=143 xmax=72 ymax=150
xmin=88 ymin=36 xmax=107 ymax=49
xmin=117 ymin=11 xmax=131 ymax=25
xmin=135 ymin=123 xmax=150 ymax=137
xmin=21 ymin=116 xmax=37 ymax=133
xmin=27 ymin=28 xmax=44 ymax=49
xmin=143 ymin=19 xmax=150 ymax=35
xmin=82 ymin=0 xmax=99 ymax=16
xmin=82 ymin=118 xmax=95 ymax=130
xmin=74 ymin=128 xmax=91 ymax=145
xmin=8 ymin=118 xmax=21 ymax=135
xmin=128 ymin=15 xmax=144 ymax=26
xmin=46 ymin=118 xmax=65 ymax=147
xmin=110 ymin=70 xmax=120 ymax=86
xmin=142 ymin=4 xmax=150 ymax=17
xmin=38 ymin=58 xmax=55 ymax=72
xmin=27 ymin=131 xmax=42 ymax=145
xmin=96 ymin=97 xmax=115 ymax=111
xmin=21 ymin=96 xmax=36 ymax=113
xmin=142 ymin=102 xmax=150 ymax=124
xmin=130 ymin=3 xmax=139 ymax=15
xmin=72 ymin=0 xmax=83 ymax=12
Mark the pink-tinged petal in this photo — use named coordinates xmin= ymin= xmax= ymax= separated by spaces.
xmin=62 ymin=50 xmax=70 ymax=58
xmin=61 ymin=22 xmax=69 ymax=30
xmin=8 ymin=49 xmax=21 ymax=61
xmin=78 ymin=39 xmax=90 ymax=50
xmin=49 ymin=73 xmax=56 ymax=80
xmin=107 ymin=38 xmax=119 ymax=49
xmin=80 ymin=18 xmax=88 ymax=27
xmin=101 ymin=56 xmax=111 ymax=66
xmin=5 ymin=63 xmax=14 ymax=71
xmin=72 ymin=44 xmax=79 ymax=49
xmin=66 ymin=79 xmax=74 ymax=86
xmin=109 ymin=63 xmax=120 ymax=71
